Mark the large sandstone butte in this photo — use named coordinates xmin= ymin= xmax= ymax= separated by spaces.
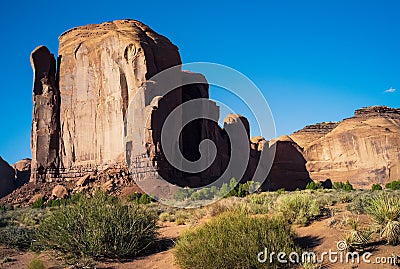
xmin=29 ymin=19 xmax=288 ymax=192
xmin=290 ymin=106 xmax=400 ymax=188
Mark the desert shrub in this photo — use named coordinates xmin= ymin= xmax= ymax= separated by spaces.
xmin=27 ymin=257 xmax=44 ymax=269
xmin=366 ymin=193 xmax=400 ymax=245
xmin=385 ymin=180 xmax=400 ymax=190
xmin=35 ymin=191 xmax=158 ymax=262
xmin=243 ymin=192 xmax=278 ymax=214
xmin=174 ymin=212 xmax=300 ymax=269
xmin=343 ymin=181 xmax=354 ymax=191
xmin=127 ymin=193 xmax=154 ymax=204
xmin=305 ymin=182 xmax=322 ymax=190
xmin=206 ymin=197 xmax=246 ymax=217
xmin=176 ymin=217 xmax=185 ymax=225
xmin=333 ymin=181 xmax=354 ymax=191
xmin=31 ymin=198 xmax=45 ymax=209
xmin=276 ymin=188 xmax=286 ymax=194
xmin=346 ymin=194 xmax=371 ymax=215
xmin=314 ymin=193 xmax=337 ymax=207
xmin=274 ymin=193 xmax=320 ymax=225
xmin=338 ymin=192 xmax=354 ymax=203
xmin=159 ymin=211 xmax=175 ymax=222
xmin=0 ymin=226 xmax=35 ymax=250
xmin=173 ymin=188 xmax=194 ymax=201
xmin=47 ymin=198 xmax=68 ymax=207
xmin=371 ymin=184 xmax=383 ymax=191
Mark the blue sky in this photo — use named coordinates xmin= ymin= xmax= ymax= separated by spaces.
xmin=0 ymin=0 xmax=399 ymax=164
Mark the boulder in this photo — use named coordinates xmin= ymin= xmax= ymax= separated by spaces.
xmin=51 ymin=185 xmax=68 ymax=199
xmin=76 ymin=174 xmax=90 ymax=187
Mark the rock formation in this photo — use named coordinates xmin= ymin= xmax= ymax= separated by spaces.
xmin=290 ymin=106 xmax=400 ymax=188
xmin=0 ymin=157 xmax=31 ymax=198
xmin=24 ymin=20 xmax=400 ymax=196
xmin=0 ymin=157 xmax=16 ymax=198
xmin=29 ymin=20 xmax=270 ymax=192
xmin=290 ymin=122 xmax=339 ymax=149
xmin=264 ymin=136 xmax=312 ymax=190
xmin=30 ymin=46 xmax=60 ymax=181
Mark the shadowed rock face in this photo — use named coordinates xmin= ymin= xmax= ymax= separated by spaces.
xmin=290 ymin=106 xmax=400 ymax=188
xmin=263 ymin=136 xmax=311 ymax=191
xmin=0 ymin=157 xmax=16 ymax=198
xmin=30 ymin=46 xmax=60 ymax=181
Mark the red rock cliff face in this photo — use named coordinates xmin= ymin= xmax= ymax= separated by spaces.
xmin=290 ymin=106 xmax=400 ymax=188
xmin=29 ymin=20 xmax=238 ymax=187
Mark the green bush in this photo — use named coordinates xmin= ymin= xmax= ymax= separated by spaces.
xmin=35 ymin=191 xmax=158 ymax=262
xmin=276 ymin=188 xmax=286 ymax=194
xmin=371 ymin=184 xmax=383 ymax=191
xmin=127 ymin=193 xmax=154 ymax=204
xmin=342 ymin=181 xmax=354 ymax=191
xmin=274 ymin=193 xmax=320 ymax=225
xmin=174 ymin=212 xmax=300 ymax=269
xmin=0 ymin=226 xmax=35 ymax=250
xmin=305 ymin=182 xmax=322 ymax=190
xmin=27 ymin=257 xmax=44 ymax=269
xmin=333 ymin=181 xmax=354 ymax=191
xmin=385 ymin=180 xmax=400 ymax=190
xmin=366 ymin=193 xmax=400 ymax=245
xmin=31 ymin=198 xmax=45 ymax=209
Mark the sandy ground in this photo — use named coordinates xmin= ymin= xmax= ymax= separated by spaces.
xmin=1 ymin=208 xmax=399 ymax=269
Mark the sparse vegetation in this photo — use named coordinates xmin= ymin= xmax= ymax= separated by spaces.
xmin=35 ymin=191 xmax=158 ymax=263
xmin=174 ymin=212 xmax=300 ymax=269
xmin=173 ymin=179 xmax=260 ymax=203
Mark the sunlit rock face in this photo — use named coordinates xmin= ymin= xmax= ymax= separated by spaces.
xmin=290 ymin=106 xmax=400 ymax=188
xmin=57 ymin=20 xmax=181 ymax=175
